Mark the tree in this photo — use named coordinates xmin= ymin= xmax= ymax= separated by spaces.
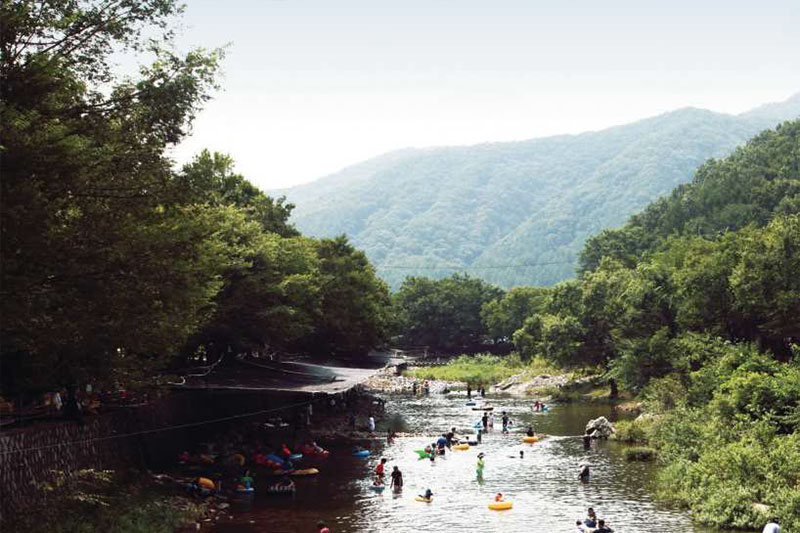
xmin=730 ymin=216 xmax=800 ymax=357
xmin=393 ymin=273 xmax=503 ymax=350
xmin=0 ymin=0 xmax=224 ymax=390
xmin=481 ymin=286 xmax=550 ymax=342
xmin=178 ymin=150 xmax=298 ymax=237
xmin=308 ymin=236 xmax=391 ymax=357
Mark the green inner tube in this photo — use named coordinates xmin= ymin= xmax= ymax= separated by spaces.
xmin=414 ymin=449 xmax=431 ymax=459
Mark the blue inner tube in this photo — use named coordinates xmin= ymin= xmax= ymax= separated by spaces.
xmin=288 ymin=453 xmax=303 ymax=461
xmin=352 ymin=450 xmax=371 ymax=457
xmin=370 ymin=484 xmax=386 ymax=492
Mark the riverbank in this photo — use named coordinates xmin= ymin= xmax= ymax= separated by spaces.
xmin=5 ymin=470 xmax=207 ymax=533
xmin=387 ymin=354 xmax=616 ymax=403
xmin=402 ymin=354 xmax=558 ymax=387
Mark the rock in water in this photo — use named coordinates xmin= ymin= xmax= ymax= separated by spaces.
xmin=585 ymin=416 xmax=615 ymax=439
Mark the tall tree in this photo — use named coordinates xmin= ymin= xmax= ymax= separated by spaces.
xmin=0 ymin=0 xmax=225 ymax=390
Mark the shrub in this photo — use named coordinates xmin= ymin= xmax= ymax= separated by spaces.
xmin=613 ymin=417 xmax=655 ymax=443
xmin=625 ymin=446 xmax=657 ymax=461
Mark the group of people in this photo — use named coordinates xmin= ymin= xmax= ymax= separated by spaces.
xmin=411 ymin=380 xmax=431 ymax=395
xmin=466 ymin=384 xmax=486 ymax=399
xmin=373 ymin=457 xmax=404 ymax=491
xmin=575 ymin=507 xmax=614 ymax=532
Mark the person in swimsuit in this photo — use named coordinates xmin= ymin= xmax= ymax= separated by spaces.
xmin=375 ymin=457 xmax=387 ymax=481
xmin=390 ymin=466 xmax=403 ymax=492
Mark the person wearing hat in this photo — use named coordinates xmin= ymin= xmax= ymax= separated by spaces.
xmin=763 ymin=517 xmax=780 ymax=533
xmin=476 ymin=453 xmax=485 ymax=478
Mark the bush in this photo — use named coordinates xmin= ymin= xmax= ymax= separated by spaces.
xmin=625 ymin=446 xmax=657 ymax=461
xmin=613 ymin=417 xmax=655 ymax=443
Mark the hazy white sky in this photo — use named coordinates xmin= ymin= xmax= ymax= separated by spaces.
xmin=169 ymin=0 xmax=800 ymax=189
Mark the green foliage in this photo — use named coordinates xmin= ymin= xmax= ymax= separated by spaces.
xmin=8 ymin=470 xmax=203 ymax=533
xmin=282 ymin=98 xmax=800 ymax=289
xmin=481 ymin=286 xmax=550 ymax=342
xmin=309 ymin=236 xmax=392 ymax=357
xmin=0 ymin=1 xmax=393 ymax=393
xmin=625 ymin=446 xmax=657 ymax=461
xmin=393 ymin=274 xmax=503 ymax=350
xmin=404 ymin=353 xmax=555 ymax=386
xmin=612 ymin=418 xmax=654 ymax=444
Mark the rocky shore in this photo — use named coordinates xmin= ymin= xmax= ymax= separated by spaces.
xmin=363 ymin=367 xmax=466 ymax=394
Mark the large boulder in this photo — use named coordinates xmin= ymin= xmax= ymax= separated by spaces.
xmin=585 ymin=416 xmax=615 ymax=439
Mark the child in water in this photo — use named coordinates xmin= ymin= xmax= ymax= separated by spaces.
xmin=495 ymin=492 xmax=504 ymax=502
xmin=419 ymin=488 xmax=434 ymax=500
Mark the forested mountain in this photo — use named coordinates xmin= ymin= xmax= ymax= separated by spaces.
xmin=279 ymin=94 xmax=800 ymax=288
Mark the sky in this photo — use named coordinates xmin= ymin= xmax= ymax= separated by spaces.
xmin=167 ymin=0 xmax=800 ymax=190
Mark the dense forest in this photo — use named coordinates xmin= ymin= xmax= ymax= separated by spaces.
xmin=392 ymin=119 xmax=800 ymax=529
xmin=0 ymin=0 xmax=390 ymax=397
xmin=280 ymin=96 xmax=800 ymax=288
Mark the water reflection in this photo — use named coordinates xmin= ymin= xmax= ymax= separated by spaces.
xmin=218 ymin=393 xmax=738 ymax=533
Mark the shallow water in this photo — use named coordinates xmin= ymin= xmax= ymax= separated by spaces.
xmin=218 ymin=393 xmax=740 ymax=533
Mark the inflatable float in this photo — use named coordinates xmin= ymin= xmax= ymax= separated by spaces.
xmin=290 ymin=468 xmax=319 ymax=476
xmin=270 ymin=468 xmax=319 ymax=476
xmin=472 ymin=406 xmax=494 ymax=411
xmin=453 ymin=443 xmax=470 ymax=451
xmin=523 ymin=436 xmax=539 ymax=443
xmin=415 ymin=496 xmax=433 ymax=503
xmin=370 ymin=484 xmax=386 ymax=492
xmin=197 ymin=477 xmax=215 ymax=490
xmin=488 ymin=501 xmax=513 ymax=511
xmin=288 ymin=453 xmax=303 ymax=461
xmin=465 ymin=401 xmax=476 ymax=406
xmin=414 ymin=449 xmax=432 ymax=459
xmin=352 ymin=450 xmax=371 ymax=458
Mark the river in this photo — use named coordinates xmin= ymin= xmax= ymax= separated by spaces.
xmin=216 ymin=392 xmax=740 ymax=533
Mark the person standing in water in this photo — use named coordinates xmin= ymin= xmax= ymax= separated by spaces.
xmin=390 ymin=466 xmax=403 ymax=492
xmin=501 ymin=412 xmax=509 ymax=433
xmin=482 ymin=412 xmax=489 ymax=431
xmin=476 ymin=452 xmax=485 ymax=478
xmin=578 ymin=464 xmax=590 ymax=482
xmin=467 ymin=383 xmax=472 ymax=399
xmin=375 ymin=457 xmax=387 ymax=481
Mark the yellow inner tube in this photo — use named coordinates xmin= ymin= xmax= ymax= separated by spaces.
xmin=197 ymin=477 xmax=215 ymax=489
xmin=415 ymin=496 xmax=433 ymax=502
xmin=523 ymin=436 xmax=539 ymax=443
xmin=290 ymin=468 xmax=319 ymax=476
xmin=453 ymin=443 xmax=470 ymax=450
xmin=488 ymin=501 xmax=513 ymax=510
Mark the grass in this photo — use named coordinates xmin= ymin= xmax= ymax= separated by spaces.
xmin=625 ymin=446 xmax=657 ymax=461
xmin=404 ymin=353 xmax=559 ymax=386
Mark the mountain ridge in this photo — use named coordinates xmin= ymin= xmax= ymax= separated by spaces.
xmin=277 ymin=93 xmax=800 ymax=288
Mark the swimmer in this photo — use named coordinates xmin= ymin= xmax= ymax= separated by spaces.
xmin=526 ymin=426 xmax=535 ymax=437
xmin=494 ymin=492 xmax=504 ymax=502
xmin=419 ymin=488 xmax=434 ymax=500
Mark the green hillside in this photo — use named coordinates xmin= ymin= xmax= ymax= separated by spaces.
xmin=280 ymin=94 xmax=800 ymax=288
